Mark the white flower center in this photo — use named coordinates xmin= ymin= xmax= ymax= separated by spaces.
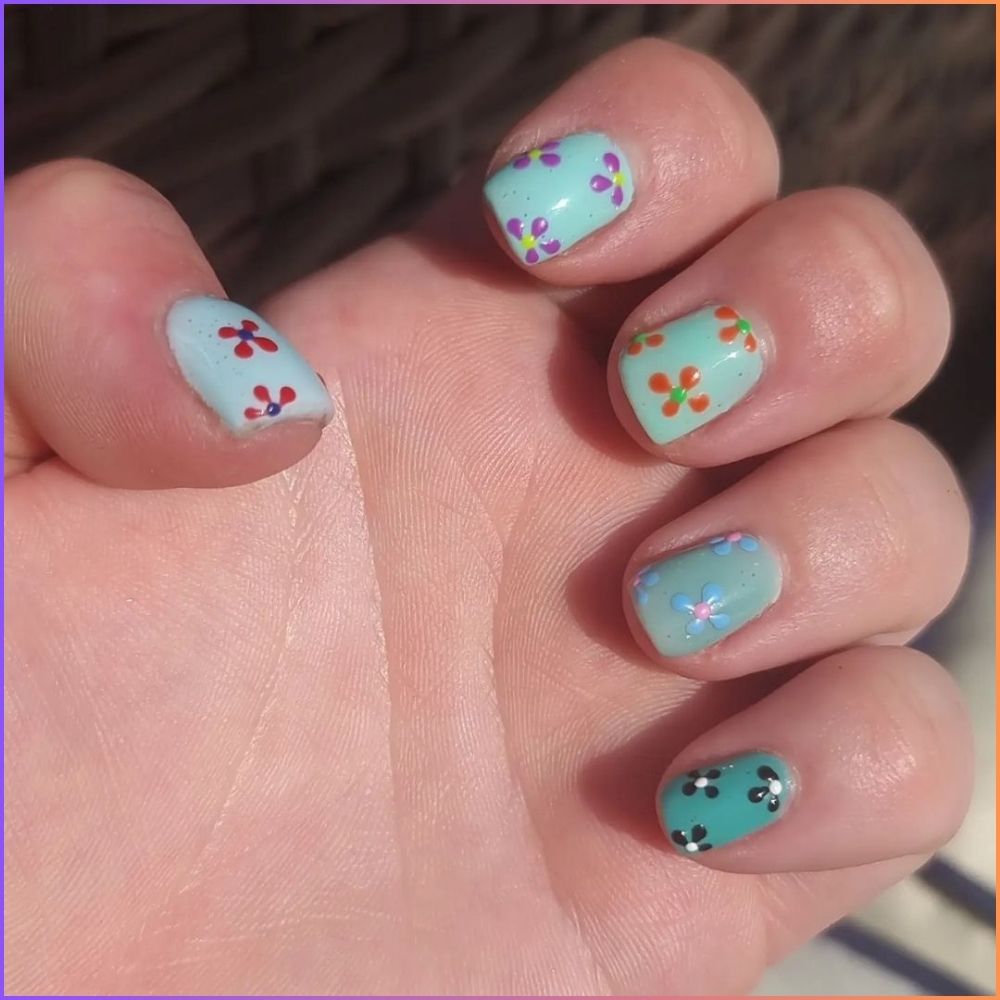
xmin=685 ymin=841 xmax=699 ymax=853
xmin=694 ymin=777 xmax=708 ymax=788
xmin=768 ymin=779 xmax=783 ymax=796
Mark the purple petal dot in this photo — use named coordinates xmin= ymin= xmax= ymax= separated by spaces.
xmin=590 ymin=174 xmax=612 ymax=192
xmin=513 ymin=156 xmax=531 ymax=170
xmin=530 ymin=217 xmax=549 ymax=237
xmin=540 ymin=153 xmax=561 ymax=166
xmin=540 ymin=240 xmax=560 ymax=255
xmin=612 ymin=186 xmax=624 ymax=207
xmin=524 ymin=248 xmax=540 ymax=265
xmin=603 ymin=151 xmax=621 ymax=172
xmin=506 ymin=218 xmax=525 ymax=239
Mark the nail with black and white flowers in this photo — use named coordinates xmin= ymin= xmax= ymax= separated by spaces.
xmin=682 ymin=768 xmax=721 ymax=798
xmin=671 ymin=824 xmax=713 ymax=853
xmin=747 ymin=765 xmax=784 ymax=812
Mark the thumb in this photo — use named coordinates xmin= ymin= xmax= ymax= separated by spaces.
xmin=4 ymin=159 xmax=333 ymax=489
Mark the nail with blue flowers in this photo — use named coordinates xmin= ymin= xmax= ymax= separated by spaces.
xmin=630 ymin=532 xmax=781 ymax=657
xmin=484 ymin=132 xmax=634 ymax=264
xmin=659 ymin=752 xmax=795 ymax=855
xmin=166 ymin=296 xmax=333 ymax=434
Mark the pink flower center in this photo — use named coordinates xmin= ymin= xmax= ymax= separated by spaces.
xmin=693 ymin=602 xmax=712 ymax=621
xmin=726 ymin=531 xmax=742 ymax=542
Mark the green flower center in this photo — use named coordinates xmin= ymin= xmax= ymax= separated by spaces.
xmin=736 ymin=318 xmax=752 ymax=334
xmin=670 ymin=387 xmax=687 ymax=403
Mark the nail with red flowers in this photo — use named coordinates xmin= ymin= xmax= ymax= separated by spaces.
xmin=485 ymin=132 xmax=634 ymax=264
xmin=166 ymin=296 xmax=332 ymax=434
xmin=620 ymin=305 xmax=765 ymax=445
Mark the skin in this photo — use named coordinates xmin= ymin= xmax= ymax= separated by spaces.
xmin=4 ymin=40 xmax=972 ymax=995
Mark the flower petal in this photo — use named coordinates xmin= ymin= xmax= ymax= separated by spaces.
xmin=636 ymin=590 xmax=649 ymax=607
xmin=611 ymin=186 xmax=624 ymax=207
xmin=506 ymin=218 xmax=524 ymax=239
xmin=739 ymin=535 xmax=759 ymax=551
xmin=603 ymin=151 xmax=620 ymax=172
xmin=702 ymin=582 xmax=724 ymax=604
xmin=513 ymin=155 xmax=531 ymax=169
xmin=671 ymin=830 xmax=688 ymax=847
xmin=531 ymin=216 xmax=548 ymax=237
xmin=708 ymin=613 xmax=730 ymax=631
xmin=710 ymin=541 xmax=731 ymax=555
xmin=640 ymin=570 xmax=661 ymax=587
xmin=686 ymin=618 xmax=706 ymax=636
xmin=590 ymin=174 xmax=612 ymax=192
xmin=540 ymin=153 xmax=561 ymax=166
xmin=757 ymin=765 xmax=778 ymax=781
xmin=670 ymin=593 xmax=694 ymax=613
xmin=524 ymin=248 xmax=539 ymax=265
xmin=691 ymin=823 xmax=707 ymax=842
xmin=541 ymin=140 xmax=560 ymax=152
xmin=540 ymin=240 xmax=561 ymax=255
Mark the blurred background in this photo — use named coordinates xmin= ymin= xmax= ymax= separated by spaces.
xmin=5 ymin=4 xmax=995 ymax=994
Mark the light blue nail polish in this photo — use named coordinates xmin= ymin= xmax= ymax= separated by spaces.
xmin=484 ymin=132 xmax=634 ymax=264
xmin=619 ymin=305 xmax=763 ymax=445
xmin=166 ymin=296 xmax=332 ymax=434
xmin=631 ymin=533 xmax=781 ymax=657
xmin=659 ymin=752 xmax=794 ymax=854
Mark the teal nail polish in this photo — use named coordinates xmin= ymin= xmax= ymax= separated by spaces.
xmin=619 ymin=305 xmax=763 ymax=445
xmin=484 ymin=132 xmax=634 ymax=264
xmin=166 ymin=296 xmax=332 ymax=434
xmin=631 ymin=532 xmax=781 ymax=657
xmin=659 ymin=752 xmax=794 ymax=854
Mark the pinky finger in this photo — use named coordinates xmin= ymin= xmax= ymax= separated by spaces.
xmin=657 ymin=645 xmax=972 ymax=873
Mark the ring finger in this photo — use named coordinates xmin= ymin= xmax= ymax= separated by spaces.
xmin=623 ymin=418 xmax=969 ymax=677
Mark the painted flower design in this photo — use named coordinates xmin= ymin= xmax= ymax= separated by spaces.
xmin=506 ymin=217 xmax=561 ymax=264
xmin=513 ymin=140 xmax=561 ymax=169
xmin=244 ymin=384 xmax=296 ymax=420
xmin=715 ymin=306 xmax=757 ymax=353
xmin=218 ymin=318 xmax=278 ymax=359
xmin=748 ymin=765 xmax=784 ymax=812
xmin=632 ymin=567 xmax=661 ymax=607
xmin=648 ymin=366 xmax=710 ymax=417
xmin=625 ymin=331 xmax=665 ymax=356
xmin=709 ymin=531 xmax=760 ymax=556
xmin=590 ymin=151 xmax=627 ymax=207
xmin=671 ymin=583 xmax=731 ymax=636
xmin=682 ymin=768 xmax=721 ymax=798
xmin=671 ymin=824 xmax=713 ymax=853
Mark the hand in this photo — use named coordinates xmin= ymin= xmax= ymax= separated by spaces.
xmin=5 ymin=39 xmax=971 ymax=995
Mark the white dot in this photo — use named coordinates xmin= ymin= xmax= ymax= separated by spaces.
xmin=769 ymin=780 xmax=783 ymax=796
xmin=694 ymin=777 xmax=708 ymax=788
xmin=685 ymin=842 xmax=699 ymax=853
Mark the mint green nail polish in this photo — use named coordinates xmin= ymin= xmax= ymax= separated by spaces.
xmin=659 ymin=752 xmax=794 ymax=854
xmin=484 ymin=132 xmax=634 ymax=264
xmin=619 ymin=305 xmax=763 ymax=445
xmin=166 ymin=296 xmax=332 ymax=434
xmin=631 ymin=533 xmax=781 ymax=657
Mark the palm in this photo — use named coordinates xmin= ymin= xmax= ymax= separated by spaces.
xmin=6 ymin=192 xmax=886 ymax=996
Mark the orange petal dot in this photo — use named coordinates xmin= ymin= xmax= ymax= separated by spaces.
xmin=719 ymin=325 xmax=739 ymax=343
xmin=689 ymin=394 xmax=710 ymax=413
xmin=680 ymin=366 xmax=701 ymax=389
xmin=646 ymin=332 xmax=664 ymax=347
xmin=649 ymin=372 xmax=671 ymax=393
xmin=662 ymin=400 xmax=681 ymax=417
xmin=715 ymin=306 xmax=738 ymax=321
xmin=627 ymin=341 xmax=642 ymax=355
xmin=745 ymin=333 xmax=758 ymax=352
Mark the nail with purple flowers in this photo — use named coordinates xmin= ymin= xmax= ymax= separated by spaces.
xmin=485 ymin=132 xmax=634 ymax=265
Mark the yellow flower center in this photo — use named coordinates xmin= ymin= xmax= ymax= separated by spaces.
xmin=612 ymin=171 xmax=625 ymax=187
xmin=521 ymin=234 xmax=537 ymax=249
xmin=529 ymin=148 xmax=542 ymax=160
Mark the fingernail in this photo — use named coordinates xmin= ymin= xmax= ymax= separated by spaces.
xmin=166 ymin=296 xmax=333 ymax=434
xmin=659 ymin=752 xmax=795 ymax=855
xmin=630 ymin=532 xmax=781 ymax=657
xmin=484 ymin=132 xmax=634 ymax=265
xmin=619 ymin=305 xmax=764 ymax=445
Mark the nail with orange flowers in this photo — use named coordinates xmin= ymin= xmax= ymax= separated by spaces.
xmin=619 ymin=305 xmax=764 ymax=445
